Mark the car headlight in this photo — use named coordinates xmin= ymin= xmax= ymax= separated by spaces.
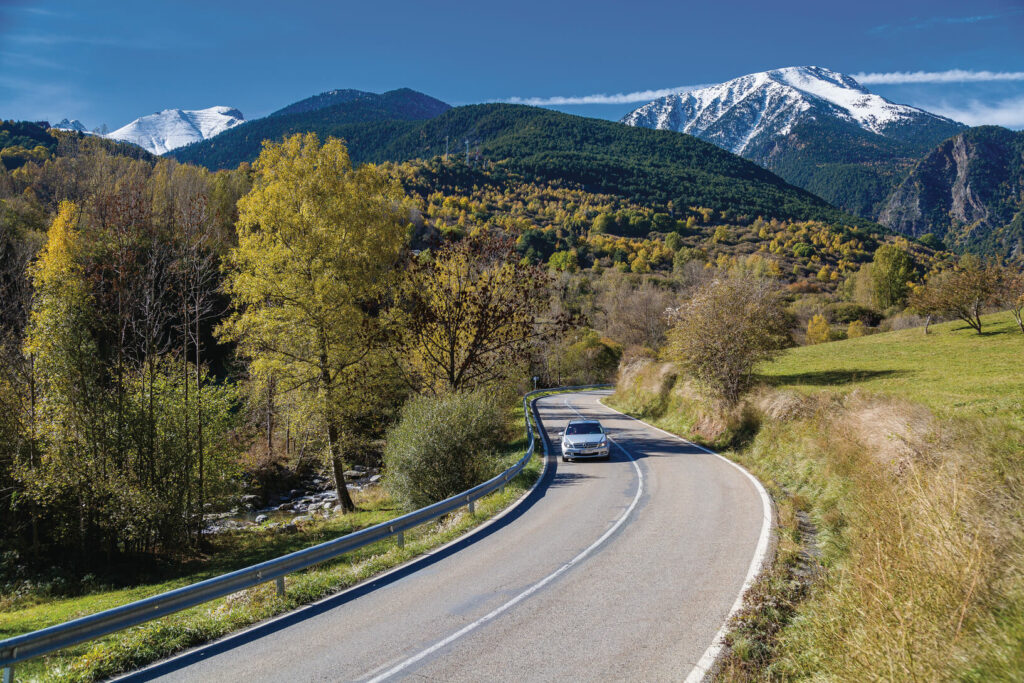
xmin=599 ymin=440 xmax=607 ymax=448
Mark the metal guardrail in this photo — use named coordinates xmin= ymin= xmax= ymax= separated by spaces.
xmin=0 ymin=384 xmax=611 ymax=680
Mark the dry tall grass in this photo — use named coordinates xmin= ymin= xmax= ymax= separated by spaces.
xmin=610 ymin=360 xmax=1024 ymax=681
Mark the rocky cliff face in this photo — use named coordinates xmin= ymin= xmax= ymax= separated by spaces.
xmin=878 ymin=126 xmax=1024 ymax=254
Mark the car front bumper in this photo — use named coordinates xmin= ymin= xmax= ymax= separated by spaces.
xmin=562 ymin=447 xmax=610 ymax=458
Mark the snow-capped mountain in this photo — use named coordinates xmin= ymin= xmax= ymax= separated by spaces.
xmin=622 ymin=66 xmax=967 ymax=219
xmin=622 ymin=66 xmax=960 ymax=156
xmin=107 ymin=106 xmax=245 ymax=155
xmin=53 ymin=118 xmax=90 ymax=133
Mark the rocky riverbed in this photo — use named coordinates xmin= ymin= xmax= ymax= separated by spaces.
xmin=203 ymin=465 xmax=382 ymax=534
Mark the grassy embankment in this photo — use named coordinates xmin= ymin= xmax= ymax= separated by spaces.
xmin=0 ymin=397 xmax=548 ymax=682
xmin=608 ymin=311 xmax=1024 ymax=680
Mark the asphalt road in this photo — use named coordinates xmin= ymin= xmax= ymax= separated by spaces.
xmin=121 ymin=390 xmax=770 ymax=682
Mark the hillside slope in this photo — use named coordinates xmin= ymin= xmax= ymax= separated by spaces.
xmin=611 ymin=312 xmax=1024 ymax=680
xmin=878 ymin=126 xmax=1024 ymax=256
xmin=622 ymin=66 xmax=966 ymax=219
xmin=176 ymin=102 xmax=871 ymax=226
xmin=169 ymin=89 xmax=451 ymax=169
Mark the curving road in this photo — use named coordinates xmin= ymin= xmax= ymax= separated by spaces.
xmin=120 ymin=390 xmax=771 ymax=682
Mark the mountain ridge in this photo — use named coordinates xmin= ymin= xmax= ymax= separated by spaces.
xmin=170 ymin=88 xmax=451 ymax=169
xmin=621 ymin=66 xmax=967 ymax=218
xmin=107 ymin=106 xmax=245 ymax=155
xmin=878 ymin=126 xmax=1024 ymax=256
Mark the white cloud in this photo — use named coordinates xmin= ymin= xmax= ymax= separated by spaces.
xmin=501 ymin=84 xmax=710 ymax=106
xmin=869 ymin=10 xmax=1022 ymax=33
xmin=923 ymin=96 xmax=1024 ymax=129
xmin=854 ymin=69 xmax=1024 ymax=85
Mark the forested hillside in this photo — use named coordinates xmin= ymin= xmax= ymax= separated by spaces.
xmin=175 ymin=103 xmax=871 ymax=228
xmin=170 ymin=88 xmax=451 ymax=170
xmin=387 ymin=157 xmax=911 ymax=283
xmin=879 ymin=126 xmax=1024 ymax=257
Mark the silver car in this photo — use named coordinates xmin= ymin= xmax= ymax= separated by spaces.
xmin=559 ymin=419 xmax=611 ymax=462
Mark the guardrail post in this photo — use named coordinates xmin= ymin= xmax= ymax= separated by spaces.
xmin=468 ymin=497 xmax=475 ymax=515
xmin=397 ymin=531 xmax=405 ymax=549
xmin=3 ymin=665 xmax=13 ymax=683
xmin=276 ymin=576 xmax=285 ymax=597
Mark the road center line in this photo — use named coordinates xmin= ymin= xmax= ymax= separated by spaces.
xmin=363 ymin=393 xmax=644 ymax=683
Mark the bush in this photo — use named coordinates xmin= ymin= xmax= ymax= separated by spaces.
xmin=668 ymin=275 xmax=789 ymax=405
xmin=828 ymin=302 xmax=882 ymax=326
xmin=384 ymin=389 xmax=510 ymax=509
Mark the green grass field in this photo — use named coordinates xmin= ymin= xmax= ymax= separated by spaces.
xmin=761 ymin=311 xmax=1024 ymax=425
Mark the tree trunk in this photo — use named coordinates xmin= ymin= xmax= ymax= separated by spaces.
xmin=195 ymin=313 xmax=205 ymax=546
xmin=320 ymin=357 xmax=356 ymax=512
xmin=924 ymin=314 xmax=932 ymax=334
xmin=328 ymin=426 xmax=356 ymax=513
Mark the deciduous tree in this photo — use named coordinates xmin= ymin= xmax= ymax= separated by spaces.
xmin=391 ymin=234 xmax=564 ymax=394
xmin=807 ymin=314 xmax=831 ymax=344
xmin=910 ymin=256 xmax=999 ymax=335
xmin=218 ymin=134 xmax=408 ymax=511
xmin=871 ymin=244 xmax=916 ymax=309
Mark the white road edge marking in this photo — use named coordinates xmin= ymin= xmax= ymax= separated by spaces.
xmin=365 ymin=394 xmax=645 ymax=683
xmin=596 ymin=396 xmax=774 ymax=683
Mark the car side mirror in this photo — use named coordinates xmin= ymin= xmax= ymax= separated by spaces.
xmin=557 ymin=431 xmax=564 ymax=437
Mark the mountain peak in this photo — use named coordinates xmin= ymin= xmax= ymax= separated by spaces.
xmin=107 ymin=106 xmax=245 ymax=155
xmin=53 ymin=118 xmax=89 ymax=133
xmin=622 ymin=66 xmax=960 ymax=155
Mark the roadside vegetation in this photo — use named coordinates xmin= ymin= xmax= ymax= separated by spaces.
xmin=610 ymin=312 xmax=1024 ymax=680
xmin=3 ymin=118 xmax=1024 ymax=681
xmin=0 ymin=398 xmax=539 ymax=682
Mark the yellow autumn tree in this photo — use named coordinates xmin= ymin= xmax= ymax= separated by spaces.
xmin=806 ymin=314 xmax=831 ymax=345
xmin=218 ymin=134 xmax=408 ymax=511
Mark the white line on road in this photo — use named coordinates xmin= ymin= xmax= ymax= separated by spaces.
xmin=595 ymin=396 xmax=774 ymax=683
xmin=364 ymin=394 xmax=644 ymax=682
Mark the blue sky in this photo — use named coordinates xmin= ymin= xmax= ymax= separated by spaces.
xmin=2 ymin=0 xmax=1023 ymax=130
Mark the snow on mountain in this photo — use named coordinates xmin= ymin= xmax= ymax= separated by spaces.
xmin=53 ymin=118 xmax=90 ymax=133
xmin=107 ymin=106 xmax=245 ymax=155
xmin=621 ymin=66 xmax=960 ymax=155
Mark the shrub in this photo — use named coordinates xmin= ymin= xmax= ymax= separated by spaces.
xmin=889 ymin=312 xmax=927 ymax=330
xmin=847 ymin=320 xmax=866 ymax=338
xmin=384 ymin=389 xmax=510 ymax=509
xmin=828 ymin=302 xmax=882 ymax=326
xmin=668 ymin=275 xmax=789 ymax=405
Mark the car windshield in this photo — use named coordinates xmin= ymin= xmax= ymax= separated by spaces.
xmin=566 ymin=423 xmax=602 ymax=435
